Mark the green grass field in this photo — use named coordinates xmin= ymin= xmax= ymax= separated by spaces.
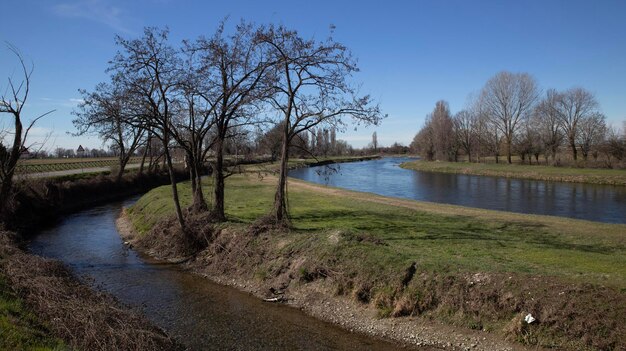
xmin=0 ymin=276 xmax=66 ymax=351
xmin=401 ymin=160 xmax=626 ymax=186
xmin=129 ymin=174 xmax=626 ymax=288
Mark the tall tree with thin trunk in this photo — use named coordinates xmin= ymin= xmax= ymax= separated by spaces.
xmin=186 ymin=21 xmax=274 ymax=221
xmin=475 ymin=101 xmax=500 ymax=163
xmin=577 ymin=112 xmax=606 ymax=161
xmin=480 ymin=71 xmax=539 ymax=164
xmin=110 ymin=27 xmax=186 ymax=230
xmin=0 ymin=45 xmax=53 ymax=215
xmin=533 ymin=89 xmax=563 ymax=164
xmin=73 ymin=80 xmax=145 ymax=182
xmin=453 ymin=109 xmax=477 ymax=162
xmin=410 ymin=117 xmax=435 ymax=161
xmin=164 ymin=47 xmax=222 ymax=214
xmin=430 ymin=100 xmax=455 ymax=161
xmin=259 ymin=24 xmax=384 ymax=226
xmin=555 ymin=87 xmax=599 ymax=161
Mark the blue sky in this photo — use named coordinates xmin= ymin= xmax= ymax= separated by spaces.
xmin=1 ymin=0 xmax=625 ymax=150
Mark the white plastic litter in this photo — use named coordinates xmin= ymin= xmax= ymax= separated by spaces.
xmin=524 ymin=313 xmax=536 ymax=324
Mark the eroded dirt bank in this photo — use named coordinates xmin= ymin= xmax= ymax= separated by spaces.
xmin=119 ymin=211 xmax=550 ymax=351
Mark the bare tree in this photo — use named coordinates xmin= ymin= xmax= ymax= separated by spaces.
xmin=0 ymin=45 xmax=54 ymax=215
xmin=256 ymin=123 xmax=283 ymax=160
xmin=533 ymin=89 xmax=563 ymax=164
xmin=555 ymin=87 xmax=599 ymax=161
xmin=577 ymin=112 xmax=606 ymax=161
xmin=476 ymin=105 xmax=501 ymax=163
xmin=169 ymin=52 xmax=216 ymax=213
xmin=259 ymin=24 xmax=384 ymax=225
xmin=410 ymin=117 xmax=435 ymax=161
xmin=73 ymin=80 xmax=145 ymax=181
xmin=480 ymin=71 xmax=539 ymax=164
xmin=514 ymin=118 xmax=543 ymax=164
xmin=186 ymin=21 xmax=273 ymax=220
xmin=600 ymin=126 xmax=625 ymax=167
xmin=453 ymin=109 xmax=477 ymax=162
xmin=330 ymin=126 xmax=337 ymax=153
xmin=110 ymin=27 xmax=187 ymax=229
xmin=430 ymin=100 xmax=455 ymax=161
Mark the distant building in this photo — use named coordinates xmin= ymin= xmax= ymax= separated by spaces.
xmin=19 ymin=146 xmax=33 ymax=159
xmin=77 ymin=145 xmax=85 ymax=157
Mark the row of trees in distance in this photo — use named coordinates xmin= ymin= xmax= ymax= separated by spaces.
xmin=411 ymin=71 xmax=626 ymax=167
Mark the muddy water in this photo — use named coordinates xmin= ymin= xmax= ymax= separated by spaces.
xmin=289 ymin=157 xmax=626 ymax=224
xmin=28 ymin=198 xmax=417 ymax=350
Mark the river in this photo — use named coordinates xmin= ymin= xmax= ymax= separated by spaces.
xmin=28 ymin=198 xmax=414 ymax=351
xmin=289 ymin=157 xmax=626 ymax=224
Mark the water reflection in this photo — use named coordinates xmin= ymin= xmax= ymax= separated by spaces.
xmin=29 ymin=199 xmax=410 ymax=351
xmin=289 ymin=157 xmax=626 ymax=224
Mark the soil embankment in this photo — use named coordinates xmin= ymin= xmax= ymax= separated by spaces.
xmin=118 ymin=211 xmax=531 ymax=351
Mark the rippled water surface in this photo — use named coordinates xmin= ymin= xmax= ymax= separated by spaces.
xmin=28 ymin=199 xmax=416 ymax=351
xmin=289 ymin=157 xmax=626 ymax=223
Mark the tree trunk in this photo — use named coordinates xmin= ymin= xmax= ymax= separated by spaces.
xmin=506 ymin=137 xmax=513 ymax=164
xmin=193 ymin=161 xmax=206 ymax=211
xmin=272 ymin=130 xmax=290 ymax=225
xmin=211 ymin=137 xmax=227 ymax=221
xmin=116 ymin=153 xmax=130 ymax=182
xmin=570 ymin=137 xmax=578 ymax=161
xmin=186 ymin=149 xmax=207 ymax=214
xmin=189 ymin=160 xmax=207 ymax=213
xmin=0 ymin=116 xmax=22 ymax=216
xmin=148 ymin=141 xmax=155 ymax=173
xmin=0 ymin=176 xmax=14 ymax=216
xmin=163 ymin=139 xmax=185 ymax=230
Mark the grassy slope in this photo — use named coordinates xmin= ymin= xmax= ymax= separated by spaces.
xmin=0 ymin=276 xmax=66 ymax=351
xmin=128 ymin=174 xmax=626 ymax=349
xmin=129 ymin=174 xmax=626 ymax=288
xmin=401 ymin=160 xmax=626 ymax=186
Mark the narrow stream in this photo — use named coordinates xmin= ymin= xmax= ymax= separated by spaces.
xmin=289 ymin=157 xmax=626 ymax=223
xmin=28 ymin=198 xmax=420 ymax=351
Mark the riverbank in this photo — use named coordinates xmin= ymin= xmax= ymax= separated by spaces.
xmin=123 ymin=174 xmax=626 ymax=351
xmin=3 ymin=169 xmax=187 ymax=231
xmin=400 ymin=160 xmax=626 ymax=186
xmin=242 ymin=154 xmax=382 ymax=173
xmin=0 ymin=171 xmax=187 ymax=350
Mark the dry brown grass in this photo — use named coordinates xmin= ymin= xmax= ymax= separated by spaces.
xmin=0 ymin=231 xmax=182 ymax=350
xmin=131 ymin=210 xmax=216 ymax=261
